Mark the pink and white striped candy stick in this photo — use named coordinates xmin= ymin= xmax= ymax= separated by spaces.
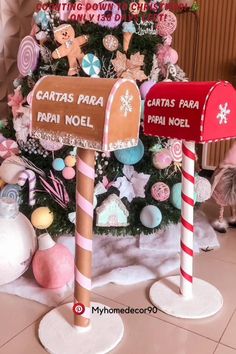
xmin=74 ymin=149 xmax=95 ymax=328
xmin=18 ymin=170 xmax=36 ymax=206
xmin=180 ymin=141 xmax=196 ymax=298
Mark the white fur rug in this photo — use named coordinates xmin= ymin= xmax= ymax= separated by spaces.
xmin=0 ymin=211 xmax=219 ymax=306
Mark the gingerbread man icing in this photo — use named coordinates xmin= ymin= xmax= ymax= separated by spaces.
xmin=52 ymin=24 xmax=88 ymax=76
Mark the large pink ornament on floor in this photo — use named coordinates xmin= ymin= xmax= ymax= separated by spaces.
xmin=32 ymin=233 xmax=74 ymax=289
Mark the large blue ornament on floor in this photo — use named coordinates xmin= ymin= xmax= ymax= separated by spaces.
xmin=114 ymin=139 xmax=144 ymax=165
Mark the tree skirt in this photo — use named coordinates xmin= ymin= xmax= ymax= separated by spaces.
xmin=0 ymin=211 xmax=219 ymax=307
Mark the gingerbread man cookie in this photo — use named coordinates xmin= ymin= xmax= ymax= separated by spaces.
xmin=52 ymin=24 xmax=89 ymax=76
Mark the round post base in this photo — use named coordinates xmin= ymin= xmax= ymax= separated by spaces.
xmin=39 ymin=302 xmax=124 ymax=354
xmin=149 ymin=276 xmax=223 ymax=319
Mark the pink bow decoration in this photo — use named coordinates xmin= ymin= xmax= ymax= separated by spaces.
xmin=69 ymin=0 xmax=103 ymax=24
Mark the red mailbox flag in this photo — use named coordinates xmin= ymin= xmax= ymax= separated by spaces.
xmin=144 ymin=81 xmax=236 ymax=143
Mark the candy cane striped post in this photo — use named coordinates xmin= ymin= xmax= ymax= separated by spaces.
xmin=74 ymin=149 xmax=95 ymax=328
xmin=180 ymin=141 xmax=195 ymax=298
xmin=18 ymin=169 xmax=36 ymax=206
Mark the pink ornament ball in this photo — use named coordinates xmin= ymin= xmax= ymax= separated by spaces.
xmin=140 ymin=80 xmax=156 ymax=99
xmin=166 ymin=47 xmax=178 ymax=64
xmin=32 ymin=235 xmax=74 ymax=289
xmin=151 ymin=182 xmax=170 ymax=202
xmin=62 ymin=167 xmax=75 ymax=180
xmin=153 ymin=149 xmax=173 ymax=170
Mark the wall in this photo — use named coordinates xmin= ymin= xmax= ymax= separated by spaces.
xmin=173 ymin=0 xmax=236 ymax=83
xmin=173 ymin=0 xmax=236 ymax=168
xmin=0 ymin=0 xmax=37 ymax=118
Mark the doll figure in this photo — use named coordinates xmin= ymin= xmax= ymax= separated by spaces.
xmin=211 ymin=142 xmax=236 ymax=233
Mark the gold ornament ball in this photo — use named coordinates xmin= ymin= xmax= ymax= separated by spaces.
xmin=31 ymin=207 xmax=54 ymax=229
xmin=65 ymin=155 xmax=76 ymax=167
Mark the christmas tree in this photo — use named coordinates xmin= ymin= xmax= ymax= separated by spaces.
xmin=0 ymin=0 xmax=206 ymax=237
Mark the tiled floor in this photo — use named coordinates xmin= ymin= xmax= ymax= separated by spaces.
xmin=0 ymin=201 xmax=236 ymax=354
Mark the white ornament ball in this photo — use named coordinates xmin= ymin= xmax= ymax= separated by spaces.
xmin=0 ymin=156 xmax=25 ymax=184
xmin=0 ymin=200 xmax=36 ymax=285
xmin=140 ymin=205 xmax=162 ymax=228
xmin=195 ymin=176 xmax=212 ymax=202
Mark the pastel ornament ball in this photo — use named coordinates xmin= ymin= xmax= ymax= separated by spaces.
xmin=153 ymin=149 xmax=172 ymax=170
xmin=151 ymin=182 xmax=170 ymax=202
xmin=31 ymin=207 xmax=54 ymax=229
xmin=195 ymin=176 xmax=211 ymax=202
xmin=52 ymin=158 xmax=65 ymax=172
xmin=170 ymin=183 xmax=197 ymax=210
xmin=140 ymin=205 xmax=162 ymax=228
xmin=32 ymin=233 xmax=74 ymax=289
xmin=62 ymin=167 xmax=76 ymax=180
xmin=114 ymin=139 xmax=144 ymax=165
xmin=65 ymin=155 xmax=76 ymax=167
xmin=0 ymin=156 xmax=25 ymax=184
xmin=140 ymin=80 xmax=156 ymax=99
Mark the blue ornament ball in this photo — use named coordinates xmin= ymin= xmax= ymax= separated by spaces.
xmin=170 ymin=183 xmax=197 ymax=210
xmin=140 ymin=205 xmax=162 ymax=228
xmin=114 ymin=139 xmax=144 ymax=165
xmin=52 ymin=158 xmax=65 ymax=172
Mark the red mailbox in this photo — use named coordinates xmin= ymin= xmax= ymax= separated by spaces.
xmin=144 ymin=81 xmax=236 ymax=318
xmin=144 ymin=81 xmax=236 ymax=143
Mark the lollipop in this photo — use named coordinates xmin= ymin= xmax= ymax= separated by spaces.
xmin=17 ymin=36 xmax=40 ymax=76
xmin=0 ymin=184 xmax=21 ymax=202
xmin=0 ymin=139 xmax=19 ymax=159
xmin=168 ymin=139 xmax=182 ymax=163
xmin=156 ymin=10 xmax=177 ymax=37
xmin=82 ymin=54 xmax=101 ymax=77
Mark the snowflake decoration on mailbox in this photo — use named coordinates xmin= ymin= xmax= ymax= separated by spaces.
xmin=217 ymin=103 xmax=231 ymax=125
xmin=120 ymin=90 xmax=133 ymax=117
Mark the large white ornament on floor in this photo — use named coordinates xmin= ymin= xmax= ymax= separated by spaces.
xmin=0 ymin=197 xmax=37 ymax=285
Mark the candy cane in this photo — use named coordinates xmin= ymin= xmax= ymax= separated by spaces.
xmin=74 ymin=149 xmax=95 ymax=328
xmin=180 ymin=141 xmax=195 ymax=298
xmin=18 ymin=170 xmax=36 ymax=206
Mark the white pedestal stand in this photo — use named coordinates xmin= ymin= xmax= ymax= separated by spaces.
xmin=39 ymin=302 xmax=124 ymax=354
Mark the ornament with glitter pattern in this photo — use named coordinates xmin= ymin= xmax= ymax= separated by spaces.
xmin=156 ymin=10 xmax=177 ymax=37
xmin=151 ymin=182 xmax=170 ymax=202
xmin=103 ymin=35 xmax=119 ymax=52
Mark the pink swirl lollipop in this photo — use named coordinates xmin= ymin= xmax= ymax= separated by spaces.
xmin=17 ymin=36 xmax=40 ymax=76
xmin=168 ymin=139 xmax=182 ymax=162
